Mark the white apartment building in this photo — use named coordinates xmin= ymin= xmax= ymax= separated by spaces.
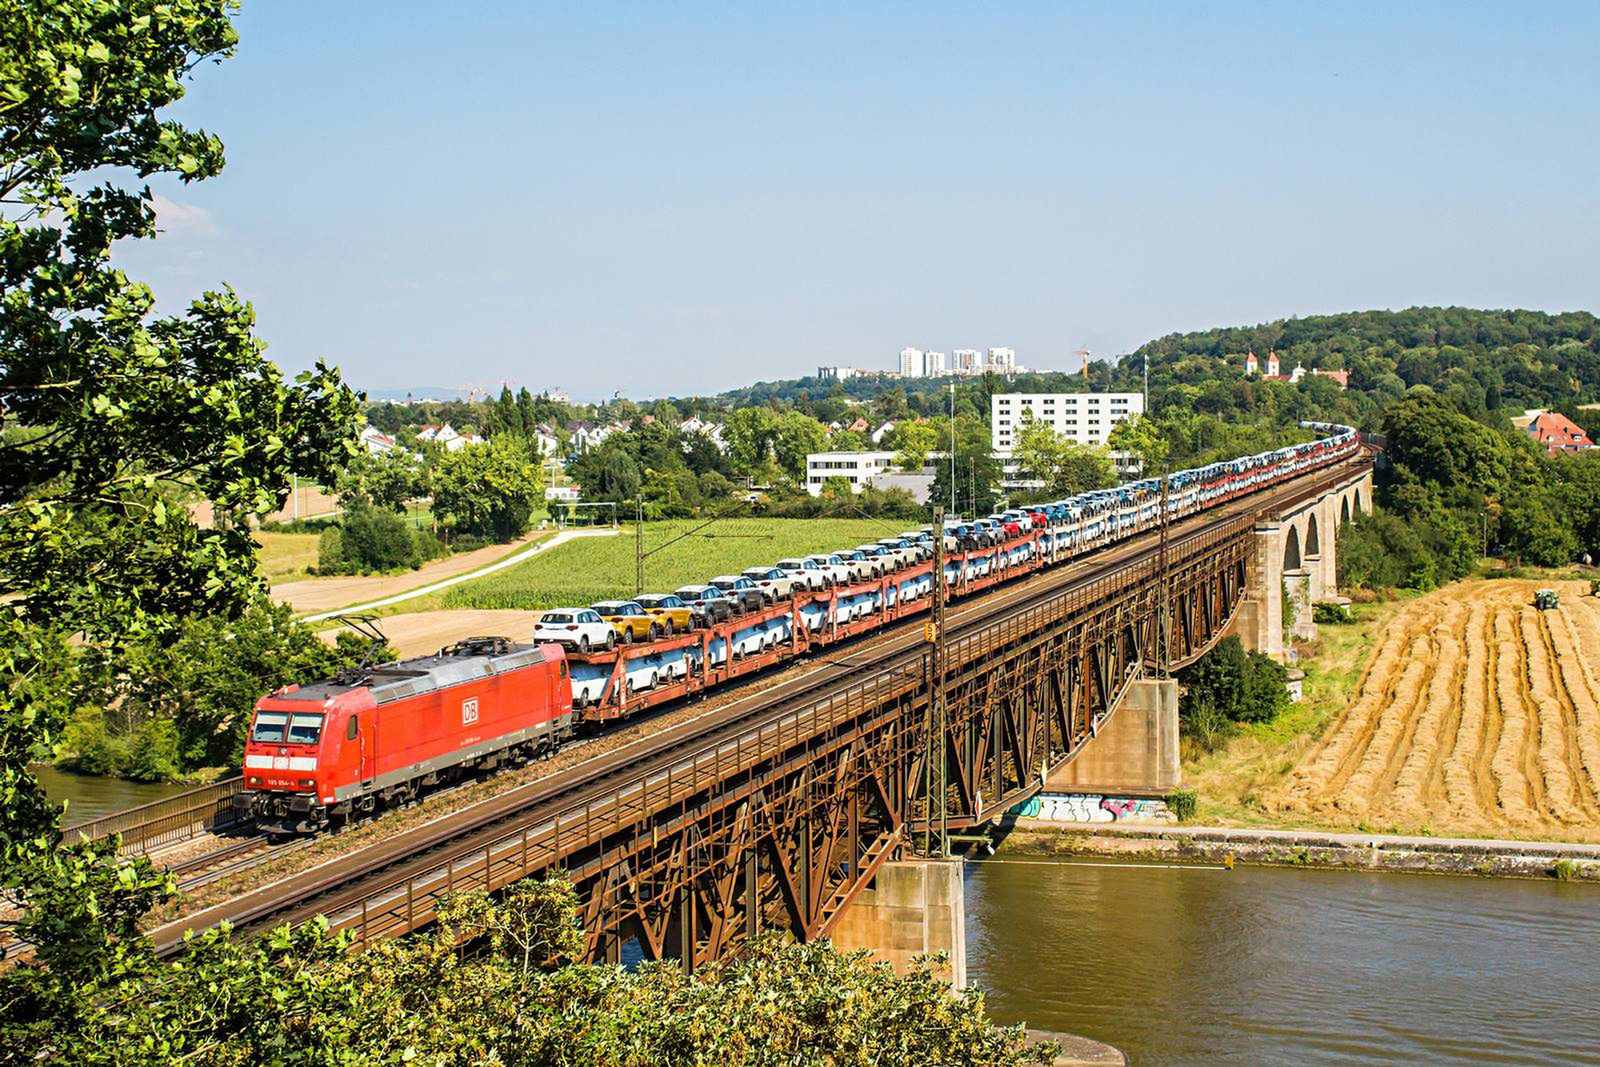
xmin=990 ymin=392 xmax=1144 ymax=453
xmin=925 ymin=350 xmax=947 ymax=377
xmin=817 ymin=366 xmax=862 ymax=381
xmin=898 ymin=347 xmax=924 ymax=378
xmin=952 ymin=349 xmax=981 ymax=374
xmin=805 ymin=450 xmax=898 ymax=495
xmin=986 ymin=347 xmax=1016 ymax=374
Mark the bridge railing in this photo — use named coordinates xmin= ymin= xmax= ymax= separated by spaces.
xmin=61 ymin=778 xmax=244 ymax=854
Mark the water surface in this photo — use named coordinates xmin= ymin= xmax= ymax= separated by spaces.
xmin=35 ymin=764 xmax=191 ymax=825
xmin=966 ymin=857 xmax=1600 ymax=1065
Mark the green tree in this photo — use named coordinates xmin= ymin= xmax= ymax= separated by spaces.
xmin=0 ymin=1 xmax=360 ymax=1050
xmin=1 ymin=0 xmax=358 ymax=863
xmin=889 ymin=420 xmax=940 ymax=471
xmin=723 ymin=407 xmax=777 ymax=478
xmin=928 ymin=416 xmax=1001 ymax=517
xmin=336 ymin=447 xmax=423 ymax=512
xmin=596 ymin=447 xmax=643 ymax=503
xmin=431 ymin=439 xmax=543 ymax=541
xmin=1012 ymin=416 xmax=1116 ymax=496
xmin=771 ymin=410 xmax=828 ymax=482
xmin=1106 ymin=414 xmax=1170 ymax=471
xmin=338 ymin=499 xmax=423 ymax=571
xmin=1498 ymin=492 xmax=1579 ymax=566
xmin=829 ymin=428 xmax=869 ymax=451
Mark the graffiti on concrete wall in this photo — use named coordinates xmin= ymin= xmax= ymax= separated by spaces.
xmin=1010 ymin=793 xmax=1173 ymax=823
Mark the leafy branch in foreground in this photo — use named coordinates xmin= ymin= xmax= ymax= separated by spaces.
xmin=3 ymin=875 xmax=1053 ymax=1066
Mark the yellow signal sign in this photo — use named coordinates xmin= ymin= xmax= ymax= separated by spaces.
xmin=924 ymin=622 xmax=939 ymax=643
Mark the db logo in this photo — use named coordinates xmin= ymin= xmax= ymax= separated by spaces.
xmin=461 ymin=697 xmax=480 ymax=725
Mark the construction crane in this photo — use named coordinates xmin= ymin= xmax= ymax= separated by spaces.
xmin=450 ymin=384 xmax=490 ymax=403
xmin=1072 ymin=348 xmax=1091 ymax=379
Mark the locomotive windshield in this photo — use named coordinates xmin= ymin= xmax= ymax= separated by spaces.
xmin=251 ymin=711 xmax=288 ymax=742
xmin=287 ymin=713 xmax=324 ymax=745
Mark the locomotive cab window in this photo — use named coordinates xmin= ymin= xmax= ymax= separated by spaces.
xmin=346 ymin=715 xmax=358 ymax=740
xmin=250 ymin=711 xmax=288 ymax=743
xmin=287 ymin=713 xmax=324 ymax=745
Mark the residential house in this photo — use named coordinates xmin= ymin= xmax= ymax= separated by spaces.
xmin=359 ymin=425 xmax=398 ymax=454
xmin=417 ymin=423 xmax=462 ymax=449
xmin=1524 ymin=410 xmax=1595 ymax=455
xmin=870 ymin=420 xmax=896 ymax=445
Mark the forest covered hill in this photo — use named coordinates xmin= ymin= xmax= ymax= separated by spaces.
xmin=715 ymin=307 xmax=1600 ymax=436
xmin=1115 ymin=306 xmax=1600 ymax=432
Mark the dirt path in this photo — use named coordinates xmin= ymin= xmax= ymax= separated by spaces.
xmin=1266 ymin=579 xmax=1600 ymax=841
xmin=275 ymin=529 xmax=616 ymax=618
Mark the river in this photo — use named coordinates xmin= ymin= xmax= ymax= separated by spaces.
xmin=966 ymin=857 xmax=1600 ymax=1065
xmin=34 ymin=764 xmax=191 ymax=825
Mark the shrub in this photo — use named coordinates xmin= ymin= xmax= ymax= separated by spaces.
xmin=122 ymin=719 xmax=181 ymax=782
xmin=1179 ymin=636 xmax=1290 ymax=727
xmin=340 ymin=501 xmax=420 ymax=571
xmin=1181 ymin=693 xmax=1237 ymax=753
xmin=413 ymin=527 xmax=451 ymax=564
xmin=61 ymin=707 xmax=121 ymax=777
xmin=1166 ymin=787 xmax=1198 ymax=822
xmin=1313 ymin=600 xmax=1354 ymax=624
xmin=317 ymin=525 xmax=346 ymax=573
xmin=1554 ymin=859 xmax=1579 ymax=882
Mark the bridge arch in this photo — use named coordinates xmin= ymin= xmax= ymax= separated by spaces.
xmin=1306 ymin=514 xmax=1320 ymax=556
xmin=1284 ymin=525 xmax=1302 ymax=571
xmin=1340 ymin=495 xmax=1351 ymax=525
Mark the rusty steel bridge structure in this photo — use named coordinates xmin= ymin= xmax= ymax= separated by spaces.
xmin=152 ymin=458 xmax=1369 ymax=969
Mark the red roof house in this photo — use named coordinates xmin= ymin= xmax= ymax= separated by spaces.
xmin=1526 ymin=412 xmax=1595 ymax=455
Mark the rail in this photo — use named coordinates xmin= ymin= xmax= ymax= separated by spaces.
xmin=62 ymin=778 xmax=244 ymax=854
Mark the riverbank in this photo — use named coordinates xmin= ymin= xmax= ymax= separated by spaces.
xmin=999 ymin=820 xmax=1600 ymax=882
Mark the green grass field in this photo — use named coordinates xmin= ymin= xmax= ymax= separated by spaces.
xmin=439 ymin=518 xmax=910 ymax=611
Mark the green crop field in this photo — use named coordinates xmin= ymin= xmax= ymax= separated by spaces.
xmin=439 ymin=518 xmax=911 ymax=611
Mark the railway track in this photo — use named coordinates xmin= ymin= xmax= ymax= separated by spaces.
xmin=166 ymin=836 xmax=315 ymax=890
xmin=151 ymin=459 xmax=1367 ymax=955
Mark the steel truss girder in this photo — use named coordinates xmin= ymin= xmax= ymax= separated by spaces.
xmin=330 ymin=518 xmax=1261 ymax=971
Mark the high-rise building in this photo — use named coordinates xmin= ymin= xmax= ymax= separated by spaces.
xmin=990 ymin=391 xmax=1145 ymax=453
xmin=952 ymin=349 xmax=981 ymax=374
xmin=925 ymin=351 xmax=947 ymax=377
xmin=986 ymin=347 xmax=1016 ymax=374
xmin=898 ymin=347 xmax=925 ymax=378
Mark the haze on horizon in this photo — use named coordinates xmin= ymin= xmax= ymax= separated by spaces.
xmin=115 ymin=2 xmax=1600 ymax=402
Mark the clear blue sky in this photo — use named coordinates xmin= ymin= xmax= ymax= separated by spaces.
xmin=116 ymin=2 xmax=1600 ymax=401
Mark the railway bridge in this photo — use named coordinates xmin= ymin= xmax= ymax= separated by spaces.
xmin=148 ymin=457 xmax=1372 ymax=981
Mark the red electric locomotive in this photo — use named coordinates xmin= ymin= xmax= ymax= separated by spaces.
xmin=238 ymin=636 xmax=574 ymax=834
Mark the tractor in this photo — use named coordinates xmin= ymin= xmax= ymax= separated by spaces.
xmin=1534 ymin=588 xmax=1560 ymax=611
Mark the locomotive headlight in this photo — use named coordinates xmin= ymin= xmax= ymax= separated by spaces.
xmin=300 ymin=778 xmax=315 ymax=787
xmin=248 ymin=776 xmax=262 ymax=786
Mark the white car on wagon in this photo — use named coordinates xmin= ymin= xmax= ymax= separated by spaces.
xmin=533 ymin=608 xmax=615 ymax=653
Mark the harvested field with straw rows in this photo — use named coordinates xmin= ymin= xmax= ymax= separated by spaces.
xmin=1269 ymin=579 xmax=1600 ymax=841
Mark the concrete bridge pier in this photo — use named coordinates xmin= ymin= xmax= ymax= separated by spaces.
xmin=830 ymin=856 xmax=967 ymax=988
xmin=1046 ymin=677 xmax=1180 ymax=793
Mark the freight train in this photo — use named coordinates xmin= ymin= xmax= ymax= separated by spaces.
xmin=239 ymin=422 xmax=1358 ymax=833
